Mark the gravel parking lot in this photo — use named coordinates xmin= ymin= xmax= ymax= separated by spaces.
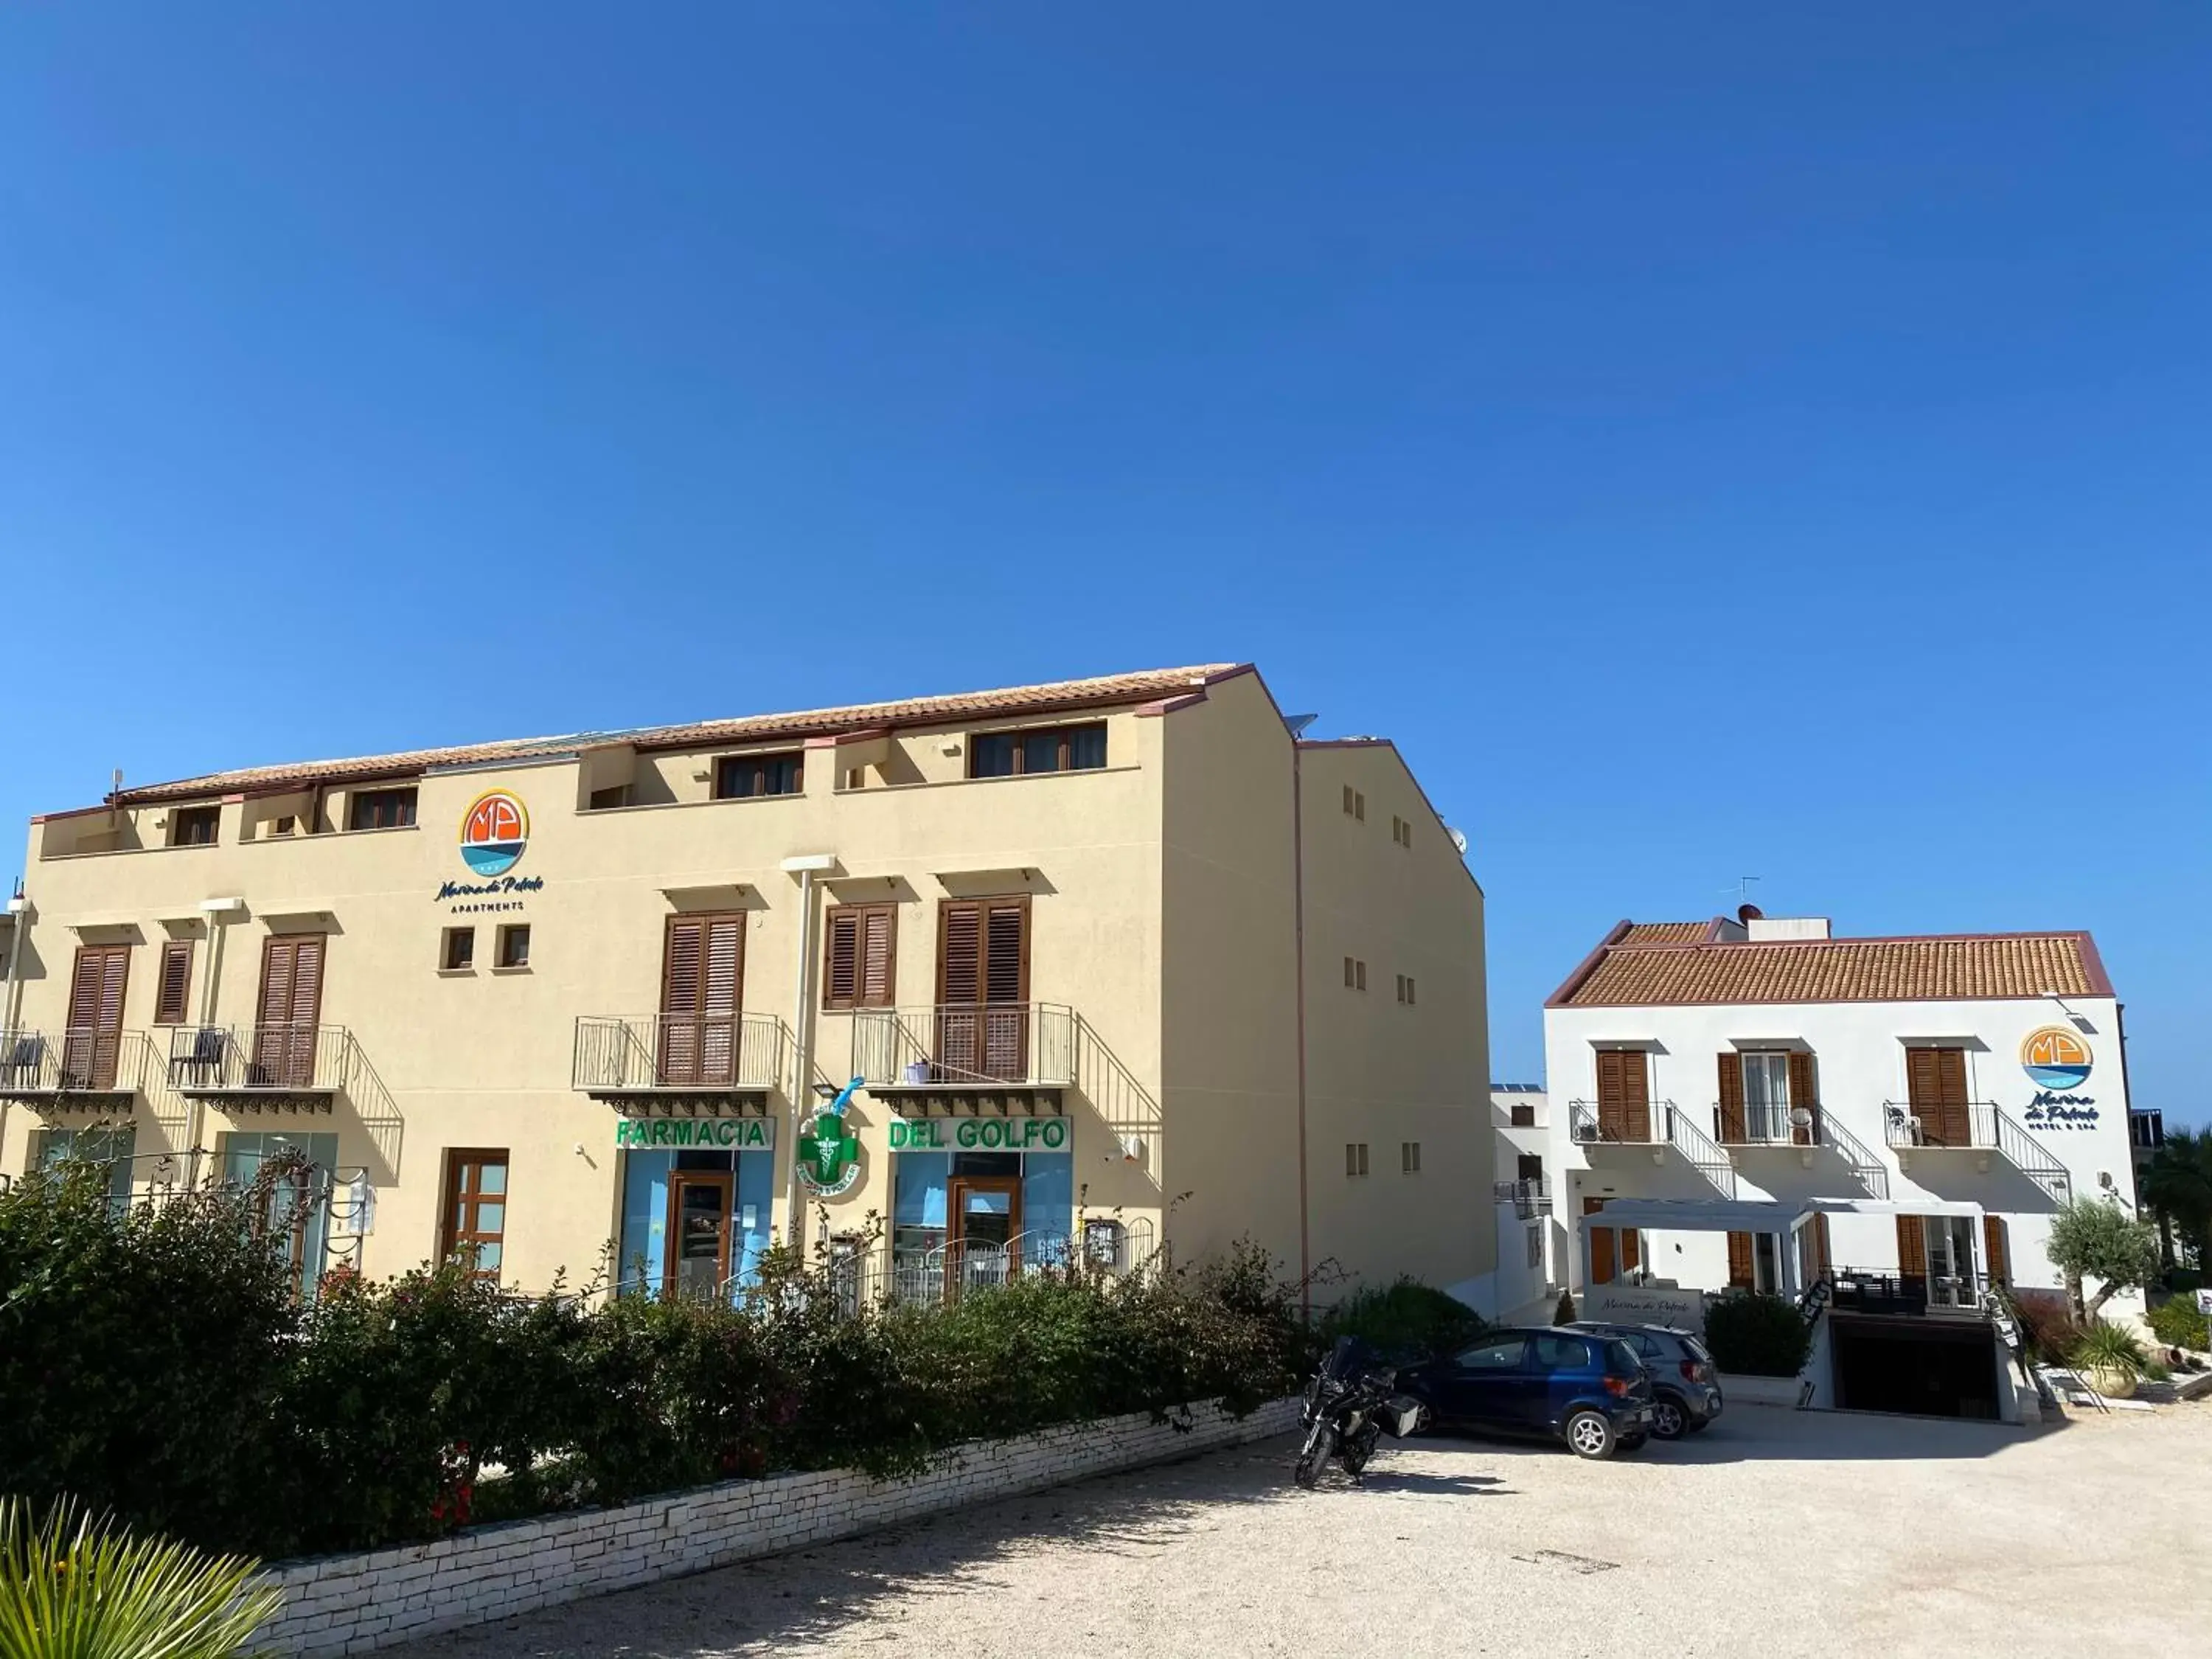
xmin=398 ymin=1403 xmax=2205 ymax=1658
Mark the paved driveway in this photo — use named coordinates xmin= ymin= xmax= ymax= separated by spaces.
xmin=397 ymin=1403 xmax=2205 ymax=1658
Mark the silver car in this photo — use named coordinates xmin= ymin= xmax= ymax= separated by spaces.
xmin=1571 ymin=1322 xmax=1723 ymax=1440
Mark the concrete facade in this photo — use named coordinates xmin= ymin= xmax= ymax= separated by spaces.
xmin=0 ymin=664 xmax=1492 ymax=1301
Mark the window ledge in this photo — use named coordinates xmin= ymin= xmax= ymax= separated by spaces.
xmin=491 ymin=964 xmax=532 ymax=975
xmin=437 ymin=967 xmax=477 ymax=978
xmin=835 ymin=763 xmax=1141 ymax=796
xmin=340 ymin=824 xmax=422 ymax=837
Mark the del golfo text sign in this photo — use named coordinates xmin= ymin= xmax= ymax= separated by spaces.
xmin=888 ymin=1118 xmax=1070 ymax=1152
xmin=616 ymin=1118 xmax=776 ymax=1150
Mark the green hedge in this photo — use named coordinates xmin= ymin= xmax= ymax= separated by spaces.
xmin=2146 ymin=1295 xmax=2209 ymax=1352
xmin=1701 ymin=1290 xmax=1812 ymax=1377
xmin=0 ymin=1164 xmax=1303 ymax=1559
xmin=1318 ymin=1278 xmax=1486 ymax=1362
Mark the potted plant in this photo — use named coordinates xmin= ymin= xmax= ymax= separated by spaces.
xmin=2071 ymin=1319 xmax=2149 ymax=1400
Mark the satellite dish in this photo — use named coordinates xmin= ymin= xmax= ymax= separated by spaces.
xmin=1448 ymin=827 xmax=1469 ymax=856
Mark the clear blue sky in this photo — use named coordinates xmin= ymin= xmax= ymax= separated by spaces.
xmin=3 ymin=5 xmax=2206 ymax=1121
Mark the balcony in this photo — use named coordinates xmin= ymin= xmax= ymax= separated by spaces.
xmin=571 ymin=1013 xmax=793 ymax=1116
xmin=1882 ymin=1102 xmax=2070 ymax=1201
xmin=1569 ymin=1099 xmax=1736 ymax=1199
xmin=1829 ymin=1265 xmax=2005 ymax=1318
xmin=841 ymin=1003 xmax=1075 ymax=1116
xmin=167 ymin=1024 xmax=352 ymax=1112
xmin=0 ymin=1027 xmax=158 ymax=1113
xmin=1710 ymin=1102 xmax=1891 ymax=1200
xmin=1492 ymin=1178 xmax=1552 ymax=1219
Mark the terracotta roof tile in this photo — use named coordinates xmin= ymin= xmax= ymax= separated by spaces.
xmin=115 ymin=664 xmax=1245 ymax=805
xmin=1615 ymin=921 xmax=1715 ymax=945
xmin=1553 ymin=927 xmax=2107 ymax=1006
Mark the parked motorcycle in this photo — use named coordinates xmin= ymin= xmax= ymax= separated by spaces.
xmin=1293 ymin=1336 xmax=1430 ymax=1488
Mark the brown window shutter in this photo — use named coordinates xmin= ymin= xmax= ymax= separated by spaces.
xmin=1726 ymin=1231 xmax=1754 ymax=1288
xmin=65 ymin=945 xmax=131 ymax=1088
xmin=700 ymin=915 xmax=742 ymax=1082
xmin=1589 ymin=1226 xmax=1616 ymax=1285
xmin=1787 ymin=1051 xmax=1817 ymax=1143
xmin=1597 ymin=1050 xmax=1651 ymax=1142
xmin=154 ymin=940 xmax=195 ymax=1026
xmin=939 ymin=903 xmax=981 ymax=1004
xmin=859 ymin=907 xmax=895 ymax=1007
xmin=1717 ymin=1052 xmax=1745 ymax=1142
xmin=823 ymin=908 xmax=860 ymax=1009
xmin=1983 ymin=1216 xmax=2010 ymax=1285
xmin=1896 ymin=1214 xmax=1927 ymax=1281
xmin=659 ymin=916 xmax=704 ymax=1082
xmin=1815 ymin=1213 xmax=1832 ymax=1277
xmin=982 ymin=900 xmax=1028 ymax=1005
xmin=1620 ymin=1228 xmax=1641 ymax=1273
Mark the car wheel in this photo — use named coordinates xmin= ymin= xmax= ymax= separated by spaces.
xmin=1650 ymin=1397 xmax=1688 ymax=1440
xmin=1619 ymin=1433 xmax=1648 ymax=1452
xmin=1565 ymin=1409 xmax=1617 ymax=1460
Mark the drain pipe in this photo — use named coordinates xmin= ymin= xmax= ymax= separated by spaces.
xmin=779 ymin=855 xmax=838 ymax=1253
xmin=0 ymin=889 xmax=27 ymax=1176
xmin=189 ymin=897 xmax=246 ymax=1187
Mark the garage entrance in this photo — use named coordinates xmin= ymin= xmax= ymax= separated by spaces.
xmin=1829 ymin=1315 xmax=2003 ymax=1419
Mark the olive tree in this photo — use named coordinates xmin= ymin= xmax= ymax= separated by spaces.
xmin=2044 ymin=1197 xmax=2160 ymax=1321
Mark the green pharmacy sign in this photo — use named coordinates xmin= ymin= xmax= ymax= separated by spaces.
xmin=615 ymin=1118 xmax=776 ymax=1150
xmin=797 ymin=1106 xmax=862 ymax=1196
xmin=888 ymin=1117 xmax=1069 ymax=1152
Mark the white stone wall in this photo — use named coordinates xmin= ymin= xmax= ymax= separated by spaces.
xmin=254 ymin=1398 xmax=1301 ymax=1656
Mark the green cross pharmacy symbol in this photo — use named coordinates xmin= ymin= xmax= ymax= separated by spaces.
xmin=796 ymin=1078 xmax=863 ymax=1196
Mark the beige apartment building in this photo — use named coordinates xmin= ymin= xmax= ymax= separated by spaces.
xmin=0 ymin=664 xmax=1492 ymax=1306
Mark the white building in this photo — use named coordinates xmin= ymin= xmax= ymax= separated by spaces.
xmin=1485 ymin=1083 xmax=1559 ymax=1321
xmin=1543 ymin=908 xmax=2139 ymax=1419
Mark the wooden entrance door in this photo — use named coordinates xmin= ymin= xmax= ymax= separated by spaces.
xmin=666 ymin=1171 xmax=735 ymax=1301
xmin=947 ymin=1175 xmax=1023 ymax=1293
xmin=1595 ymin=1049 xmax=1650 ymax=1142
xmin=659 ymin=913 xmax=745 ymax=1085
xmin=936 ymin=898 xmax=1030 ymax=1082
xmin=1584 ymin=1196 xmax=1615 ymax=1285
xmin=251 ymin=936 xmax=325 ymax=1088
xmin=1905 ymin=1048 xmax=1971 ymax=1147
xmin=63 ymin=945 xmax=131 ymax=1089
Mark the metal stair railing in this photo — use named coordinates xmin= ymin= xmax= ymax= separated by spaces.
xmin=1664 ymin=1104 xmax=1737 ymax=1199
xmin=1815 ymin=1110 xmax=1891 ymax=1200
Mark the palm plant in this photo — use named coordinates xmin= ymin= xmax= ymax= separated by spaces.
xmin=0 ymin=1496 xmax=282 ymax=1659
xmin=2070 ymin=1318 xmax=2149 ymax=1381
xmin=2140 ymin=1127 xmax=2212 ymax=1273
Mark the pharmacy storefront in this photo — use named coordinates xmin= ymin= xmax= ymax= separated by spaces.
xmin=887 ymin=1116 xmax=1074 ymax=1300
xmin=616 ymin=1117 xmax=777 ymax=1299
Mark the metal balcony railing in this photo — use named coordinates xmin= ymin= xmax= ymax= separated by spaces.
xmin=1492 ymin=1178 xmax=1552 ymax=1218
xmin=571 ymin=1012 xmax=792 ymax=1094
xmin=167 ymin=1024 xmax=351 ymax=1094
xmin=0 ymin=1027 xmax=158 ymax=1096
xmin=844 ymin=1003 xmax=1075 ymax=1088
xmin=1830 ymin=1265 xmax=2009 ymax=1318
xmin=1708 ymin=1100 xmax=1890 ymax=1200
xmin=1882 ymin=1101 xmax=2070 ymax=1200
xmin=1570 ymin=1099 xmax=1734 ymax=1197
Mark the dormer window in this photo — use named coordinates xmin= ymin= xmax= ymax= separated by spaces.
xmin=170 ymin=805 xmax=220 ymax=846
xmin=713 ymin=751 xmax=803 ymax=799
xmin=969 ymin=723 xmax=1107 ymax=779
xmin=348 ymin=787 xmax=418 ymax=830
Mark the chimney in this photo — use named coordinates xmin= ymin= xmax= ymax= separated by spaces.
xmin=1738 ymin=902 xmax=1764 ymax=925
xmin=1746 ymin=915 xmax=1832 ymax=942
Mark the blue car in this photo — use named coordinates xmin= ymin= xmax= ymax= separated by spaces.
xmin=1399 ymin=1326 xmax=1655 ymax=1459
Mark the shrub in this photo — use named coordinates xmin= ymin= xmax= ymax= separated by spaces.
xmin=0 ymin=1175 xmax=1304 ymax=1559
xmin=0 ymin=1164 xmax=299 ymax=1557
xmin=2071 ymin=1319 xmax=2149 ymax=1381
xmin=1702 ymin=1291 xmax=1812 ymax=1377
xmin=1554 ymin=1290 xmax=1576 ymax=1325
xmin=1318 ymin=1279 xmax=1486 ymax=1362
xmin=0 ymin=1497 xmax=282 ymax=1659
xmin=2009 ymin=1290 xmax=2081 ymax=1366
xmin=2145 ymin=1295 xmax=2210 ymax=1352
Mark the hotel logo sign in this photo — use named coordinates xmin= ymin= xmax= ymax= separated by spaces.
xmin=437 ymin=788 xmax=545 ymax=909
xmin=2020 ymin=1025 xmax=2099 ymax=1129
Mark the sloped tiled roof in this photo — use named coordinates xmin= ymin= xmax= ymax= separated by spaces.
xmin=1550 ymin=919 xmax=2112 ymax=1006
xmin=114 ymin=665 xmax=1246 ymax=805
